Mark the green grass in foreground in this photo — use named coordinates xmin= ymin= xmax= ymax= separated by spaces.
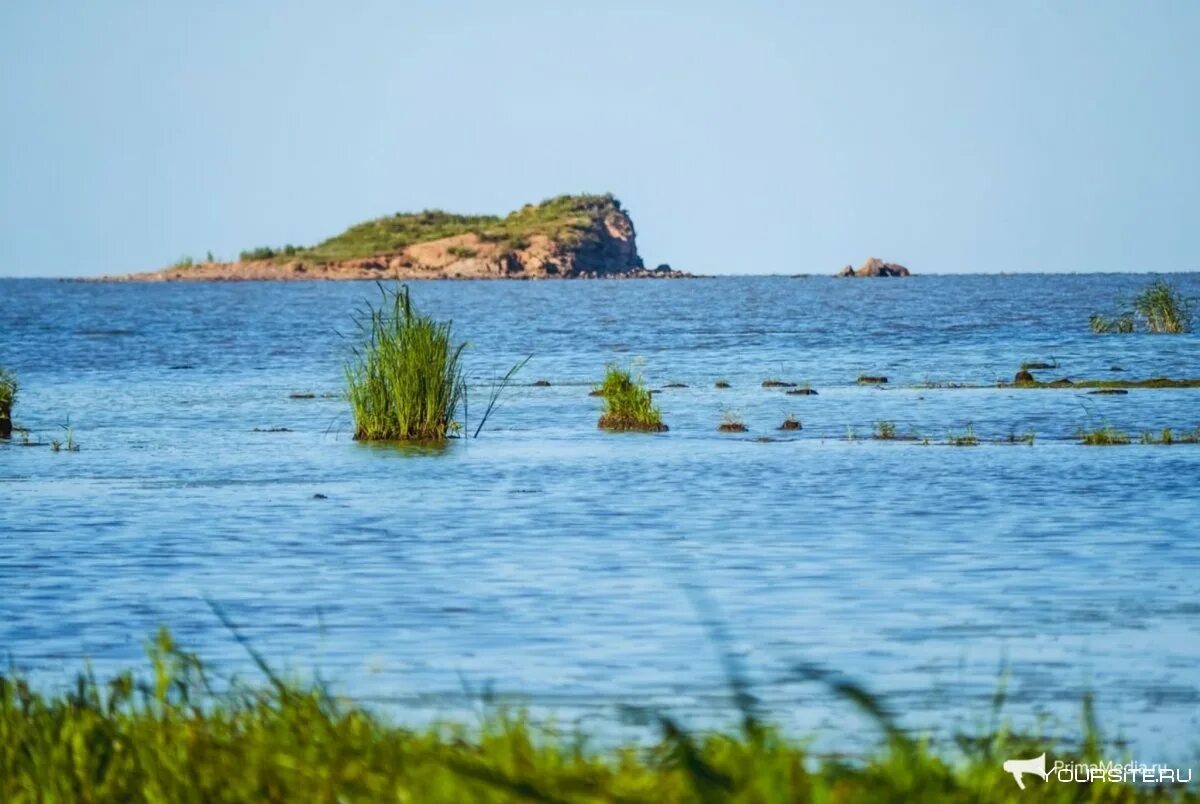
xmin=1 ymin=631 xmax=1194 ymax=803
xmin=597 ymin=364 xmax=666 ymax=432
xmin=345 ymin=285 xmax=465 ymax=441
xmin=241 ymin=194 xmax=624 ymax=263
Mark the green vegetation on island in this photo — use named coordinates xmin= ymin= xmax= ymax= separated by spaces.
xmin=345 ymin=285 xmax=465 ymax=441
xmin=242 ymin=194 xmax=627 ymax=263
xmin=1 ymin=631 xmax=1194 ymax=803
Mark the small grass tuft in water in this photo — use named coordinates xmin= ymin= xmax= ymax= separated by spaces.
xmin=718 ymin=410 xmax=748 ymax=432
xmin=345 ymin=284 xmax=466 ymax=441
xmin=947 ymin=426 xmax=979 ymax=447
xmin=1090 ymin=313 xmax=1135 ymax=334
xmin=778 ymin=414 xmax=801 ymax=431
xmin=1079 ymin=425 xmax=1130 ymax=446
xmin=1091 ymin=279 xmax=1194 ymax=334
xmin=0 ymin=366 xmax=16 ymax=439
xmin=873 ymin=420 xmax=897 ymax=440
xmin=1005 ymin=430 xmax=1036 ymax=446
xmin=1140 ymin=427 xmax=1200 ymax=445
xmin=596 ymin=364 xmax=666 ymax=432
xmin=1133 ymin=279 xmax=1193 ymax=333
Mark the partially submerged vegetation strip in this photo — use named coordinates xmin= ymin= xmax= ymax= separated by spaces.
xmin=1011 ymin=377 xmax=1200 ymax=389
xmin=1 ymin=632 xmax=1195 ymax=802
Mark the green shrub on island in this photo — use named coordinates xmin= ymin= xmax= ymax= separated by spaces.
xmin=239 ymin=244 xmax=304 ymax=261
xmin=0 ymin=367 xmax=16 ymax=438
xmin=596 ymin=364 xmax=666 ymax=432
xmin=345 ymin=285 xmax=465 ymax=441
xmin=235 ymin=194 xmax=624 ymax=263
xmin=0 ymin=631 xmax=1193 ymax=803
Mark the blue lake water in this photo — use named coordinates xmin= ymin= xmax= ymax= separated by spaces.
xmin=1 ymin=275 xmax=1198 ymax=758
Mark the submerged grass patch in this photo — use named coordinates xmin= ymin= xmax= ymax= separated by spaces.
xmin=596 ymin=364 xmax=666 ymax=432
xmin=1 ymin=632 xmax=1192 ymax=803
xmin=1011 ymin=376 xmax=1200 ymax=389
xmin=0 ymin=366 xmax=15 ymax=438
xmin=345 ymin=285 xmax=466 ymax=441
xmin=1090 ymin=313 xmax=1134 ymax=334
xmin=1139 ymin=427 xmax=1200 ymax=445
xmin=1078 ymin=426 xmax=1130 ymax=446
xmin=947 ymin=426 xmax=979 ymax=447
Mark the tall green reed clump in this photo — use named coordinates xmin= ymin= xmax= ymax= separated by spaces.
xmin=1091 ymin=279 xmax=1194 ymax=334
xmin=1133 ymin=279 xmax=1193 ymax=334
xmin=596 ymin=364 xmax=667 ymax=431
xmin=345 ymin=285 xmax=465 ymax=441
xmin=0 ymin=367 xmax=16 ymax=438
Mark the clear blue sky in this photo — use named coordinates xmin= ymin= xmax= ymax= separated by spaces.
xmin=2 ymin=1 xmax=1197 ymax=277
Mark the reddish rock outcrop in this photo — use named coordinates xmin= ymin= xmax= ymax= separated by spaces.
xmin=836 ymin=257 xmax=912 ymax=277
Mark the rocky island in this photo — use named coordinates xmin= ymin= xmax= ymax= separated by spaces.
xmin=104 ymin=194 xmax=687 ymax=281
xmin=836 ymin=257 xmax=912 ymax=277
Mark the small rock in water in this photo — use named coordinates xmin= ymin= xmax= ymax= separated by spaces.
xmin=1110 ymin=366 xmax=1126 ymax=372
xmin=778 ymin=418 xmax=802 ymax=431
xmin=786 ymin=388 xmax=818 ymax=396
xmin=1014 ymin=370 xmax=1036 ymax=384
xmin=663 ymin=382 xmax=688 ymax=388
xmin=857 ymin=375 xmax=888 ymax=384
xmin=531 ymin=379 xmax=551 ymax=387
xmin=312 ymin=493 xmax=328 ymax=500
xmin=714 ymin=380 xmax=731 ymax=389
xmin=1088 ymin=389 xmax=1128 ymax=395
xmin=761 ymin=380 xmax=796 ymax=388
xmin=289 ymin=392 xmax=316 ymax=399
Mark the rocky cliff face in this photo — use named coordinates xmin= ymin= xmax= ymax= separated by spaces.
xmin=107 ymin=196 xmax=685 ymax=281
xmin=836 ymin=257 xmax=912 ymax=277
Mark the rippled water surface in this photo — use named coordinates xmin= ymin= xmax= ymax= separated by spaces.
xmin=2 ymin=275 xmax=1198 ymax=756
